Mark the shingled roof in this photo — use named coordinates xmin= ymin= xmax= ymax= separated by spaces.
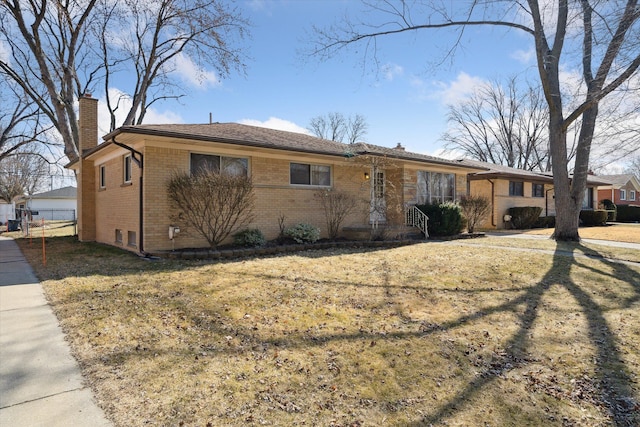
xmin=101 ymin=122 xmax=480 ymax=169
xmin=28 ymin=186 xmax=77 ymax=199
xmin=461 ymin=159 xmax=610 ymax=185
xmin=596 ymin=174 xmax=639 ymax=188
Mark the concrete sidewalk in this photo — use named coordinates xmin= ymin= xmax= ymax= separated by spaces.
xmin=0 ymin=236 xmax=111 ymax=427
xmin=483 ymin=230 xmax=640 ymax=251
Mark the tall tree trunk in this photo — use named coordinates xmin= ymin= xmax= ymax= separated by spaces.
xmin=549 ymin=112 xmax=580 ymax=241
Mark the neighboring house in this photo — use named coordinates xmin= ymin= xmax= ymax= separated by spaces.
xmin=16 ymin=186 xmax=77 ymax=221
xmin=68 ymin=95 xmax=485 ymax=254
xmin=596 ymin=174 xmax=640 ymax=207
xmin=0 ymin=200 xmax=16 ymax=225
xmin=462 ymin=159 xmax=606 ymax=229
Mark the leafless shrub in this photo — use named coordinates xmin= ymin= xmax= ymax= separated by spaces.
xmin=459 ymin=195 xmax=491 ymax=233
xmin=167 ymin=170 xmax=254 ymax=248
xmin=315 ymin=188 xmax=358 ymax=240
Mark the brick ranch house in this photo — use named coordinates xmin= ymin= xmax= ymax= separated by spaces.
xmin=596 ymin=174 xmax=640 ymax=207
xmin=462 ymin=159 xmax=606 ymax=229
xmin=68 ymin=95 xmax=487 ymax=254
xmin=68 ymin=95 xmax=606 ymax=254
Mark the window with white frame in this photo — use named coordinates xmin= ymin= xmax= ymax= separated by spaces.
xmin=290 ymin=162 xmax=331 ymax=186
xmin=123 ymin=154 xmax=132 ymax=183
xmin=630 ymin=190 xmax=636 ymax=201
xmin=620 ymin=189 xmax=627 ymax=200
xmin=190 ymin=153 xmax=248 ymax=176
xmin=416 ymin=171 xmax=455 ymax=204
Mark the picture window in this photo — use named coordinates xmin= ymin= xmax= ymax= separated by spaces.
xmin=416 ymin=171 xmax=455 ymax=204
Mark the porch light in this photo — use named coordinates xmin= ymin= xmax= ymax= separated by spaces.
xmin=364 ymin=172 xmax=370 ymax=180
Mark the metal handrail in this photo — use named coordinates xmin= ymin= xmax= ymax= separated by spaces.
xmin=405 ymin=205 xmax=429 ymax=238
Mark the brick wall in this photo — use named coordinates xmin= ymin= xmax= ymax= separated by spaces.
xmin=469 ymin=179 xmax=554 ymax=229
xmin=91 ymin=140 xmax=482 ymax=252
xmin=94 ymin=153 xmax=140 ymax=250
xmin=140 ymin=146 xmax=372 ymax=252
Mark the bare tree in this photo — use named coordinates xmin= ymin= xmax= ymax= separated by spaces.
xmin=167 ymin=170 xmax=255 ymax=249
xmin=441 ymin=77 xmax=551 ymax=171
xmin=0 ymin=0 xmax=249 ymax=160
xmin=0 ymin=150 xmax=49 ymax=203
xmin=309 ymin=0 xmax=640 ymax=241
xmin=0 ymin=74 xmax=57 ymax=162
xmin=624 ymin=155 xmax=640 ymax=180
xmin=346 ymin=114 xmax=369 ymax=144
xmin=308 ymin=112 xmax=368 ymax=143
xmin=96 ymin=0 xmax=249 ymax=130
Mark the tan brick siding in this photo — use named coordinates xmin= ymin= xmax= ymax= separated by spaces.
xmin=141 ymin=147 xmax=371 ymax=251
xmin=469 ymin=179 xmax=554 ymax=229
xmin=94 ymin=154 xmax=141 ymax=251
xmin=90 ymin=141 xmax=480 ymax=252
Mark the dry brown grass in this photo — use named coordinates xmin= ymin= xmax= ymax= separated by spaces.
xmin=15 ymin=236 xmax=640 ymax=427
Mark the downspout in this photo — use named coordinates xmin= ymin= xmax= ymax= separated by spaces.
xmin=487 ymin=179 xmax=496 ymax=226
xmin=111 ymin=137 xmax=145 ymax=255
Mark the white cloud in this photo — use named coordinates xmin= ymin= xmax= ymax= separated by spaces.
xmin=238 ymin=117 xmax=311 ymax=135
xmin=171 ymin=53 xmax=221 ymax=89
xmin=511 ymin=48 xmax=535 ymax=64
xmin=0 ymin=40 xmax=9 ymax=63
xmin=382 ymin=63 xmax=404 ymax=81
xmin=433 ymin=72 xmax=488 ymax=106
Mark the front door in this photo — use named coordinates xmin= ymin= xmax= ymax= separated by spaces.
xmin=370 ymin=169 xmax=386 ymax=224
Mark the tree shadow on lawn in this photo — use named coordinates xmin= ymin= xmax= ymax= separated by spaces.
xmin=408 ymin=243 xmax=639 ymax=426
xmin=30 ymin=237 xmax=639 ymax=424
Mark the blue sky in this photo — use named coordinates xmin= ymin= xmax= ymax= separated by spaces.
xmin=101 ymin=0 xmax=538 ymax=157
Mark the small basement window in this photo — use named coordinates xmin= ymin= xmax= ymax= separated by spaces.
xmin=127 ymin=231 xmax=137 ymax=247
xmin=115 ymin=229 xmax=123 ymax=244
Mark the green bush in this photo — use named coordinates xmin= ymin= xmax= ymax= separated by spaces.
xmin=233 ymin=228 xmax=266 ymax=247
xmin=507 ymin=206 xmax=542 ymax=229
xmin=284 ymin=223 xmax=320 ymax=243
xmin=416 ymin=202 xmax=464 ymax=236
xmin=533 ymin=216 xmax=555 ymax=228
xmin=616 ymin=205 xmax=640 ymax=222
xmin=579 ymin=210 xmax=608 ymax=226
xmin=601 ymin=199 xmax=616 ymax=210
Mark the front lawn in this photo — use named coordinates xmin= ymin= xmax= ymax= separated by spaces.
xmin=17 ymin=236 xmax=640 ymax=426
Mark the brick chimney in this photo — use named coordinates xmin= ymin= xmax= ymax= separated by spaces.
xmin=77 ymin=93 xmax=98 ymax=242
xmin=78 ymin=93 xmax=98 ymax=153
